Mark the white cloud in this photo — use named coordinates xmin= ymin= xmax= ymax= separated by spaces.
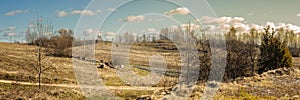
xmin=199 ymin=16 xmax=215 ymax=24
xmin=56 ymin=11 xmax=68 ymax=17
xmin=56 ymin=9 xmax=100 ymax=17
xmin=200 ymin=16 xmax=245 ymax=25
xmin=200 ymin=16 xmax=214 ymax=21
xmin=297 ymin=13 xmax=300 ymax=17
xmin=165 ymin=7 xmax=190 ymax=16
xmin=8 ymin=26 xmax=16 ymax=30
xmin=233 ymin=23 xmax=250 ymax=33
xmin=71 ymin=10 xmax=96 ymax=16
xmin=232 ymin=17 xmax=245 ymax=23
xmin=5 ymin=9 xmax=29 ymax=16
xmin=4 ymin=32 xmax=15 ymax=36
xmin=194 ymin=16 xmax=300 ymax=34
xmin=125 ymin=15 xmax=145 ymax=22
xmin=0 ymin=26 xmax=16 ymax=33
xmin=217 ymin=16 xmax=232 ymax=24
xmin=285 ymin=24 xmax=300 ymax=32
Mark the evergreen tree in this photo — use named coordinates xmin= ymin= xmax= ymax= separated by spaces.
xmin=258 ymin=26 xmax=292 ymax=74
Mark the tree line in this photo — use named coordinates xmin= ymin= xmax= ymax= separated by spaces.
xmin=116 ymin=23 xmax=295 ymax=81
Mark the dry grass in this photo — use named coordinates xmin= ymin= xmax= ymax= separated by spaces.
xmin=0 ymin=83 xmax=85 ymax=100
xmin=0 ymin=42 xmax=76 ymax=84
xmin=2 ymin=42 xmax=300 ymax=99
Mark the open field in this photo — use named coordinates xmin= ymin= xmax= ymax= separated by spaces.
xmin=1 ymin=42 xmax=300 ymax=99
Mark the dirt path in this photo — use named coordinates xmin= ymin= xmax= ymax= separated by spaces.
xmin=0 ymin=79 xmax=166 ymax=90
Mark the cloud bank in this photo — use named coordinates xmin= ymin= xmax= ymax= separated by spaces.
xmin=199 ymin=16 xmax=300 ymax=34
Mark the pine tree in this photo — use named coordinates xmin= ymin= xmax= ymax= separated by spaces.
xmin=258 ymin=26 xmax=292 ymax=74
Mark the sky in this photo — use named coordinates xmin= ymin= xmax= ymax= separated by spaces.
xmin=0 ymin=0 xmax=300 ymax=42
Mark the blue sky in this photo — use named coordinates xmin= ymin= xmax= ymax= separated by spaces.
xmin=0 ymin=0 xmax=300 ymax=42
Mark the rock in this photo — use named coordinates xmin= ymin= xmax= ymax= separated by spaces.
xmin=137 ymin=95 xmax=151 ymax=100
xmin=268 ymin=71 xmax=275 ymax=75
xmin=207 ymin=81 xmax=219 ymax=88
xmin=275 ymin=70 xmax=283 ymax=75
xmin=293 ymin=95 xmax=299 ymax=98
xmin=160 ymin=91 xmax=167 ymax=95
xmin=97 ymin=64 xmax=104 ymax=69
xmin=104 ymin=62 xmax=114 ymax=68
xmin=242 ymin=83 xmax=251 ymax=87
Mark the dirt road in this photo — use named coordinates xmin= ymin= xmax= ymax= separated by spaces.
xmin=0 ymin=79 xmax=166 ymax=90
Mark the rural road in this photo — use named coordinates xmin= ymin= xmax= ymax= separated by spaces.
xmin=0 ymin=79 xmax=167 ymax=90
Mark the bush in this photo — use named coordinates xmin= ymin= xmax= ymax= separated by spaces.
xmin=47 ymin=29 xmax=73 ymax=57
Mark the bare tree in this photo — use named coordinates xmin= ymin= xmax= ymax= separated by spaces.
xmin=26 ymin=27 xmax=37 ymax=44
xmin=28 ymin=17 xmax=54 ymax=89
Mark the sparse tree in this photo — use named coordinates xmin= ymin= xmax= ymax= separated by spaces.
xmin=225 ymin=27 xmax=253 ymax=79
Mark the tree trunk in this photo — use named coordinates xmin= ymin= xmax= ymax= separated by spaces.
xmin=38 ymin=47 xmax=42 ymax=89
xmin=38 ymin=73 xmax=41 ymax=89
xmin=250 ymin=46 xmax=255 ymax=76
